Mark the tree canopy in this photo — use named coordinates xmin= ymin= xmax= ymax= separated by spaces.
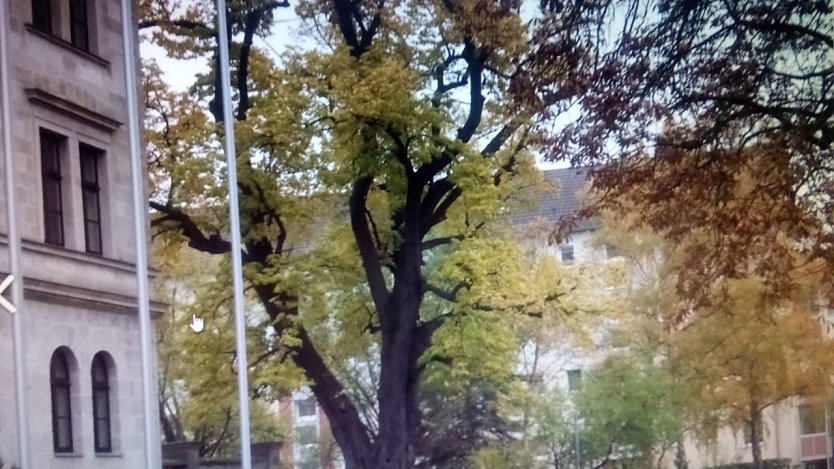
xmin=553 ymin=0 xmax=834 ymax=305
xmin=140 ymin=0 xmax=834 ymax=467
xmin=596 ymin=210 xmax=834 ymax=469
xmin=140 ymin=0 xmax=610 ymax=466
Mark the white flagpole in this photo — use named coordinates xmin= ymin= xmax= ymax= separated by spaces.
xmin=119 ymin=0 xmax=162 ymax=467
xmin=0 ymin=1 xmax=31 ymax=467
xmin=215 ymin=1 xmax=253 ymax=467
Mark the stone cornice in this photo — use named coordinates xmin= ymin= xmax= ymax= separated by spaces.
xmin=25 ymin=87 xmax=122 ymax=133
xmin=0 ymin=269 xmax=167 ymax=318
xmin=23 ymin=277 xmax=165 ymax=318
xmin=21 ymin=238 xmax=138 ymax=273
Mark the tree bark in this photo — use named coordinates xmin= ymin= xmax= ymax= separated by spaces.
xmin=749 ymin=408 xmax=764 ymax=469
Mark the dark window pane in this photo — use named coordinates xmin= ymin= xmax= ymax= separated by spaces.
xmin=560 ymin=245 xmax=574 ymax=264
xmin=50 ymin=350 xmax=73 ymax=453
xmin=55 ymin=416 xmax=72 ymax=450
xmin=80 ymin=145 xmax=103 ymax=254
xmin=92 ymin=353 xmax=112 ymax=452
xmin=85 ymin=222 xmax=101 ymax=253
xmin=92 ymin=355 xmax=108 ymax=384
xmin=50 ymin=349 xmax=69 ymax=380
xmin=297 ymin=397 xmax=317 ymax=417
xmin=83 ymin=191 xmax=100 ymax=221
xmin=80 ymin=148 xmax=98 ymax=183
xmin=800 ymin=404 xmax=826 ymax=435
xmin=69 ymin=0 xmax=89 ymax=50
xmin=95 ymin=415 xmax=111 ymax=450
xmin=296 ymin=425 xmax=318 ymax=445
xmin=31 ymin=0 xmax=52 ymax=33
xmin=43 ymin=181 xmax=63 ymax=212
xmin=40 ymin=130 xmax=64 ymax=246
xmin=567 ymin=368 xmax=582 ymax=391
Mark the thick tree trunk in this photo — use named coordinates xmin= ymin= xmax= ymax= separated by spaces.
xmin=372 ymin=337 xmax=416 ymax=468
xmin=369 ymin=255 xmax=425 ymax=467
xmin=749 ymin=409 xmax=764 ymax=469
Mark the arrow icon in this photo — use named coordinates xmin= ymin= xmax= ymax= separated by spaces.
xmin=189 ymin=314 xmax=204 ymax=333
xmin=0 ymin=275 xmax=16 ymax=314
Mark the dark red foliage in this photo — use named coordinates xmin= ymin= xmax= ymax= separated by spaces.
xmin=536 ymin=0 xmax=834 ymax=306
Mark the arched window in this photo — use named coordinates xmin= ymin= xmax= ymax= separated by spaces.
xmin=50 ymin=349 xmax=73 ymax=453
xmin=91 ymin=352 xmax=112 ymax=453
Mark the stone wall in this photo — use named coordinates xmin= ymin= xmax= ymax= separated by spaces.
xmin=0 ymin=0 xmax=159 ymax=467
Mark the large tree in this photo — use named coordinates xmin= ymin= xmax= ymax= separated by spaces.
xmin=576 ymin=355 xmax=684 ymax=469
xmin=671 ymin=272 xmax=834 ymax=469
xmin=596 ymin=210 xmax=834 ymax=469
xmin=140 ymin=0 xmax=607 ymax=467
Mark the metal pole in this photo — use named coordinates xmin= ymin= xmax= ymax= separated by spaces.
xmin=215 ymin=1 xmax=253 ymax=467
xmin=0 ymin=2 xmax=31 ymax=467
xmin=119 ymin=0 xmax=162 ymax=467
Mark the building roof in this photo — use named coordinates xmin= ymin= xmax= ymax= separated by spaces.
xmin=509 ymin=166 xmax=599 ymax=233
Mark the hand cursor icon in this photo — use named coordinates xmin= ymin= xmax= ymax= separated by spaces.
xmin=190 ymin=314 xmax=205 ymax=333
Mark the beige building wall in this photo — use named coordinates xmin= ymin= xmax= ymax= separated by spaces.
xmin=674 ymin=401 xmax=806 ymax=468
xmin=0 ymin=0 xmax=158 ymax=467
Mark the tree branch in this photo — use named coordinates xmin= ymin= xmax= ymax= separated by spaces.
xmin=350 ymin=176 xmax=391 ymax=313
xmin=421 ymin=235 xmax=464 ymax=251
xmin=150 ymin=201 xmax=232 ymax=254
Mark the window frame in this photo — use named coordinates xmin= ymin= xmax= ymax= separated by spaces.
xmin=799 ymin=404 xmax=827 ymax=435
xmin=40 ymin=129 xmax=66 ymax=247
xmin=560 ymin=245 xmax=575 ymax=265
xmin=296 ymin=397 xmax=317 ymax=419
xmin=91 ymin=353 xmax=112 ymax=453
xmin=79 ymin=143 xmax=103 ymax=255
xmin=567 ymin=368 xmax=582 ymax=392
xmin=50 ymin=350 xmax=74 ymax=453
xmin=68 ymin=0 xmax=89 ymax=51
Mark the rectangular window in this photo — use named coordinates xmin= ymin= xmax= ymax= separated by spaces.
xmin=92 ymin=354 xmax=112 ymax=452
xmin=800 ymin=404 xmax=826 ymax=435
xmin=560 ymin=245 xmax=575 ymax=265
xmin=296 ymin=397 xmax=317 ymax=418
xmin=69 ymin=0 xmax=89 ymax=51
xmin=567 ymin=368 xmax=582 ymax=392
xmin=40 ymin=129 xmax=65 ymax=246
xmin=31 ymin=0 xmax=53 ymax=33
xmin=79 ymin=144 xmax=103 ymax=254
xmin=296 ymin=425 xmax=318 ymax=446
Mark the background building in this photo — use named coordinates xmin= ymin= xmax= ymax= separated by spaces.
xmin=525 ymin=168 xmax=834 ymax=469
xmin=276 ymin=388 xmax=342 ymax=469
xmin=0 ymin=1 xmax=160 ymax=467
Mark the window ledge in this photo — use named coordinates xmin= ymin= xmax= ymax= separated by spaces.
xmin=25 ymin=88 xmax=122 ymax=133
xmin=24 ymin=24 xmax=109 ymax=68
xmin=96 ymin=452 xmax=123 ymax=458
xmin=22 ymin=239 xmax=135 ymax=273
xmin=54 ymin=452 xmax=83 ymax=458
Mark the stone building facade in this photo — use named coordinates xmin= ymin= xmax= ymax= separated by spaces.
xmin=0 ymin=1 xmax=159 ymax=467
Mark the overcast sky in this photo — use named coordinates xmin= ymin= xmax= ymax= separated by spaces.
xmin=139 ymin=6 xmax=305 ymax=91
